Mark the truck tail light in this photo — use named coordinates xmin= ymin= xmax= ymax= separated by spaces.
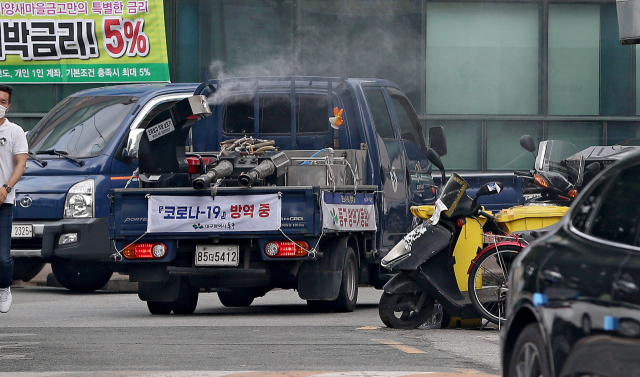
xmin=264 ymin=241 xmax=309 ymax=258
xmin=123 ymin=243 xmax=168 ymax=259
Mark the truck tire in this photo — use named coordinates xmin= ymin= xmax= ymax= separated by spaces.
xmin=306 ymin=300 xmax=332 ymax=312
xmin=218 ymin=290 xmax=254 ymax=307
xmin=51 ymin=259 xmax=113 ymax=292
xmin=331 ymin=246 xmax=359 ymax=312
xmin=147 ymin=301 xmax=172 ymax=315
xmin=12 ymin=257 xmax=46 ymax=282
xmin=172 ymin=279 xmax=199 ymax=315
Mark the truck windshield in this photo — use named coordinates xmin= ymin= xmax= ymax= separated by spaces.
xmin=28 ymin=95 xmax=138 ymax=159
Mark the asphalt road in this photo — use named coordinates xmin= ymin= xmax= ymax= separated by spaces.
xmin=0 ymin=284 xmax=501 ymax=377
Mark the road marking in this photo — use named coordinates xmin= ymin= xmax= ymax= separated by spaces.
xmin=372 ymin=339 xmax=427 ymax=354
xmin=356 ymin=326 xmax=382 ymax=330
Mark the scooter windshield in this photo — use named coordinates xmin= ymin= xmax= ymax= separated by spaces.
xmin=536 ymin=140 xmax=580 ymax=180
xmin=437 ymin=173 xmax=469 ymax=218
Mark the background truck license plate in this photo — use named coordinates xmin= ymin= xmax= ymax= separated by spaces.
xmin=195 ymin=245 xmax=239 ymax=266
xmin=11 ymin=224 xmax=33 ymax=238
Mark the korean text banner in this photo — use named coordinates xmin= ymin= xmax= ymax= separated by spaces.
xmin=0 ymin=0 xmax=170 ymax=83
xmin=322 ymin=192 xmax=377 ymax=231
xmin=147 ymin=195 xmax=282 ymax=233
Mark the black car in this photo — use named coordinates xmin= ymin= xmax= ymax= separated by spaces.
xmin=502 ymin=151 xmax=640 ymax=377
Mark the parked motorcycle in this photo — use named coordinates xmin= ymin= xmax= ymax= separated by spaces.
xmin=515 ymin=135 xmax=600 ymax=206
xmin=378 ymin=148 xmax=504 ymax=329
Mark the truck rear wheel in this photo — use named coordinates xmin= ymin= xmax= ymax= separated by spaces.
xmin=147 ymin=301 xmax=172 ymax=315
xmin=172 ymin=281 xmax=199 ymax=314
xmin=331 ymin=246 xmax=359 ymax=312
xmin=51 ymin=259 xmax=113 ymax=292
xmin=12 ymin=257 xmax=46 ymax=282
xmin=147 ymin=279 xmax=199 ymax=315
xmin=218 ymin=290 xmax=254 ymax=307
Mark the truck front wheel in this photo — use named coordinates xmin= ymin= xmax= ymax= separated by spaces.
xmin=51 ymin=259 xmax=113 ymax=292
xmin=12 ymin=257 xmax=46 ymax=282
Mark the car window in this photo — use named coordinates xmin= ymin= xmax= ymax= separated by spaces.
xmin=364 ymin=89 xmax=395 ymax=140
xmin=589 ymin=165 xmax=640 ymax=246
xmin=571 ymin=179 xmax=607 ymax=233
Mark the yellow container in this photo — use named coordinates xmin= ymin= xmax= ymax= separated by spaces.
xmin=409 ymin=205 xmax=486 ymax=291
xmin=495 ymin=205 xmax=569 ymax=233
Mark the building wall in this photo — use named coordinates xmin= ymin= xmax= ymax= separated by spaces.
xmin=12 ymin=0 xmax=640 ymax=172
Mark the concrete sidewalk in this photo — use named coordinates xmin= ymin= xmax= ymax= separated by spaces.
xmin=13 ymin=263 xmax=138 ymax=292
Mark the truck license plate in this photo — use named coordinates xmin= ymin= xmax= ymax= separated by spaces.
xmin=195 ymin=245 xmax=239 ymax=266
xmin=11 ymin=224 xmax=33 ymax=238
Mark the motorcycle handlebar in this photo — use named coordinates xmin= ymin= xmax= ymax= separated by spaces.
xmin=514 ymin=170 xmax=532 ymax=177
xmin=479 ymin=210 xmax=495 ymax=221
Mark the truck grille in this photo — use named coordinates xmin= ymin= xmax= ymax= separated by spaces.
xmin=11 ymin=237 xmax=43 ymax=250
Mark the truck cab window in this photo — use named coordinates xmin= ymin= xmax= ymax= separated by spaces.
xmin=297 ymin=94 xmax=327 ymax=133
xmin=260 ymin=95 xmax=291 ymax=134
xmin=223 ymin=95 xmax=254 ymax=134
xmin=29 ymin=95 xmax=138 ymax=158
xmin=388 ymin=87 xmax=423 ymax=146
xmin=364 ymin=89 xmax=395 ymax=140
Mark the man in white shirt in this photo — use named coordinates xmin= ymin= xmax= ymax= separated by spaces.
xmin=0 ymin=84 xmax=28 ymax=313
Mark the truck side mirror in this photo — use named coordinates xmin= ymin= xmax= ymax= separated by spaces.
xmin=429 ymin=126 xmax=447 ymax=157
xmin=427 ymin=147 xmax=446 ymax=185
xmin=475 ymin=182 xmax=503 ymax=198
xmin=520 ymin=135 xmax=536 ymax=153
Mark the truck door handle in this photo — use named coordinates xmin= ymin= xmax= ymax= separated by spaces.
xmin=614 ymin=275 xmax=639 ymax=294
xmin=541 ymin=269 xmax=563 ymax=283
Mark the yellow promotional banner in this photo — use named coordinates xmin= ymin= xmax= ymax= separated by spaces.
xmin=0 ymin=0 xmax=170 ymax=83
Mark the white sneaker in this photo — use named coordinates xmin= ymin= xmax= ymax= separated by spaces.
xmin=0 ymin=287 xmax=12 ymax=313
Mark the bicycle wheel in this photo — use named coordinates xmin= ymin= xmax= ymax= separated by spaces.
xmin=468 ymin=245 xmax=521 ymax=325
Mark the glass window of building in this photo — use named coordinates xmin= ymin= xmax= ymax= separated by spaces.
xmin=300 ymin=0 xmax=423 ymax=108
xmin=547 ymin=122 xmax=602 ymax=152
xmin=608 ymin=122 xmax=640 ymax=145
xmin=426 ymin=121 xmax=482 ymax=171
xmin=548 ymin=4 xmax=600 ymax=115
xmin=426 ymin=3 xmax=540 ymax=115
xmin=176 ymin=0 xmax=296 ymax=83
xmin=486 ymin=121 xmax=542 ymax=170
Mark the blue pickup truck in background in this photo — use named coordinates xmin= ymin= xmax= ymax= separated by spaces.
xmin=12 ymin=77 xmax=523 ymax=295
xmin=108 ymin=76 xmax=524 ymax=314
xmin=11 ymin=83 xmax=216 ymax=291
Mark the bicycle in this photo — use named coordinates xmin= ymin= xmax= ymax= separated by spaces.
xmin=467 ymin=230 xmax=527 ymax=327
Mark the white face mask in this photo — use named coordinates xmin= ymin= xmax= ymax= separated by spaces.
xmin=0 ymin=105 xmax=6 ymax=119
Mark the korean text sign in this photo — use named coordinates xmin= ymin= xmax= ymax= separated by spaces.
xmin=147 ymin=194 xmax=282 ymax=233
xmin=322 ymin=192 xmax=377 ymax=231
xmin=0 ymin=0 xmax=170 ymax=83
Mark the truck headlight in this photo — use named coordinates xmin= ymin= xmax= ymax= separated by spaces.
xmin=64 ymin=179 xmax=95 ymax=218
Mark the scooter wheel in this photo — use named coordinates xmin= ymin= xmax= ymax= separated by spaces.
xmin=378 ymin=292 xmax=435 ymax=329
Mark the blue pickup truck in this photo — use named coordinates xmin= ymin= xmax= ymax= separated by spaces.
xmin=109 ymin=76 xmax=523 ymax=314
xmin=11 ymin=83 xmax=216 ymax=291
